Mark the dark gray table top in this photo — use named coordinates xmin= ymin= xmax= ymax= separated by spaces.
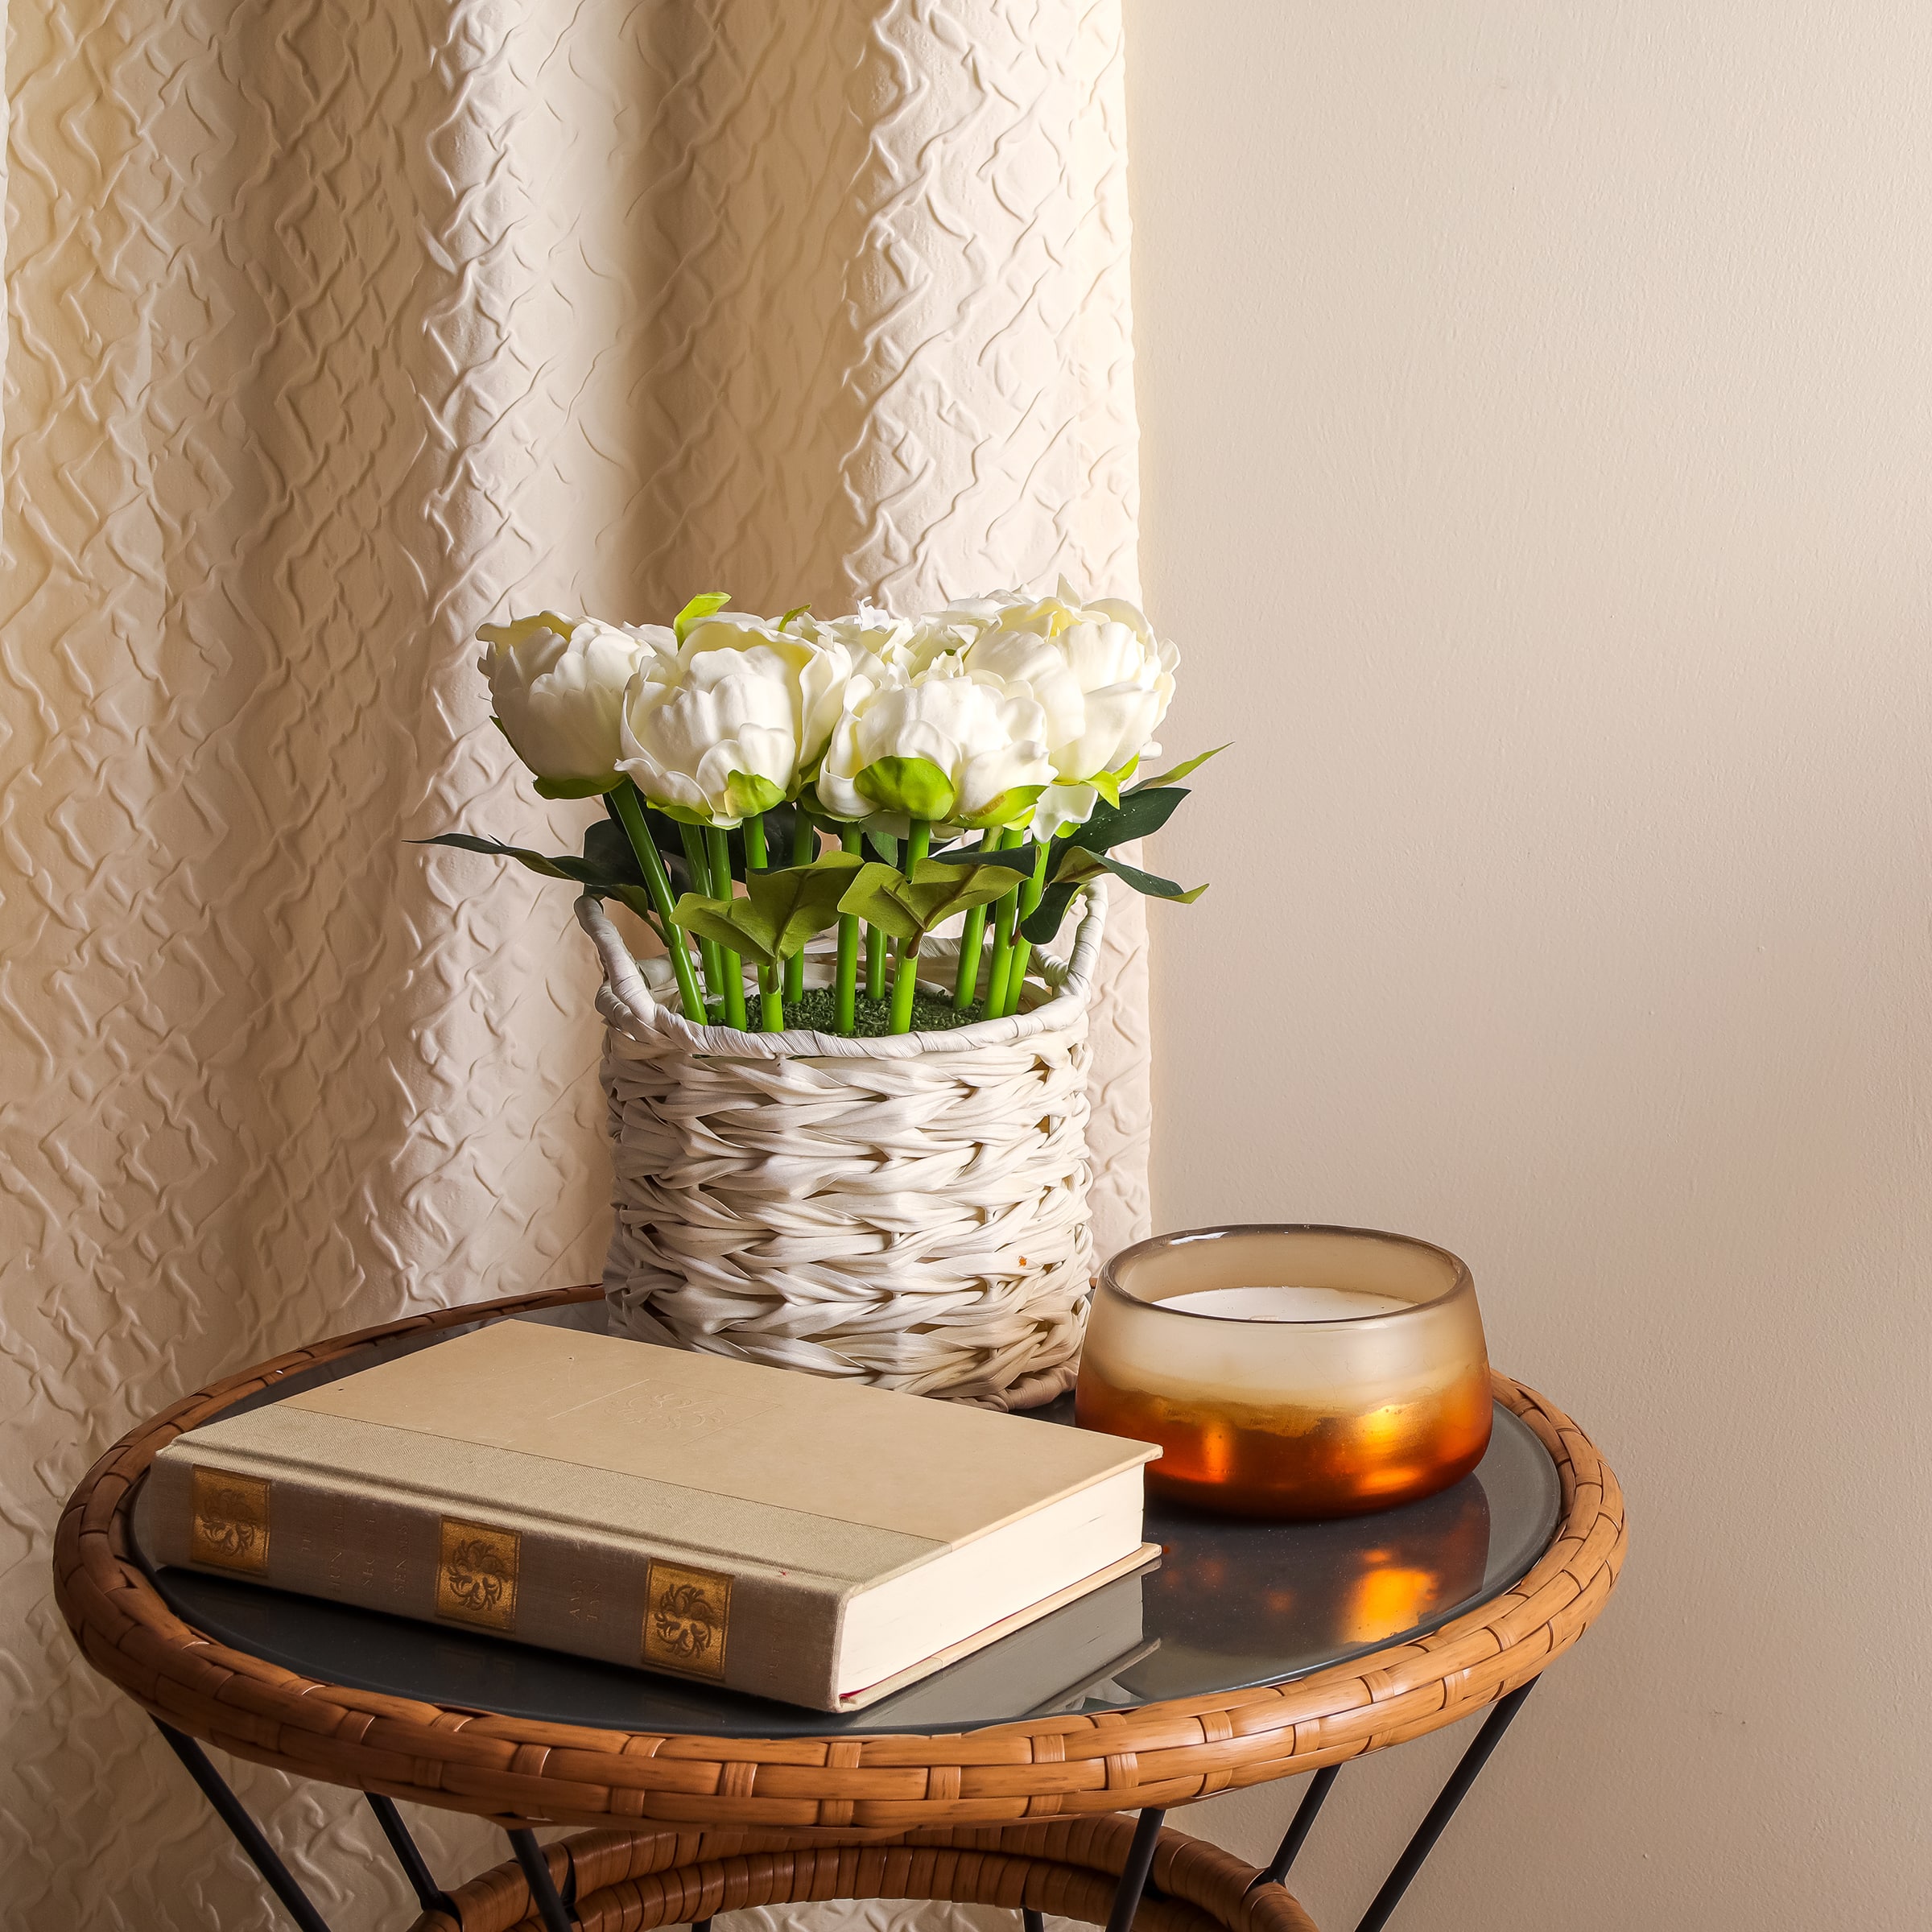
xmin=140 ymin=1323 xmax=1560 ymax=1740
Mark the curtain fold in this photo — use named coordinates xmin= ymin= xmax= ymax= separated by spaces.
xmin=0 ymin=5 xmax=1147 ymax=1924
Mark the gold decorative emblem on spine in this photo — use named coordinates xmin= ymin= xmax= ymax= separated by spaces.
xmin=643 ymin=1560 xmax=731 ymax=1680
xmin=189 ymin=1468 xmax=270 ymax=1574
xmin=435 ymin=1519 xmax=519 ymax=1631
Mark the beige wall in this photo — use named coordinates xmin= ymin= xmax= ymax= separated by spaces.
xmin=1128 ymin=5 xmax=1930 ymax=1928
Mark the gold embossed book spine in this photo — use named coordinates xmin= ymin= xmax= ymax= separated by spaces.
xmin=135 ymin=1450 xmax=820 ymax=1703
xmin=129 ymin=1319 xmax=1158 ymax=1711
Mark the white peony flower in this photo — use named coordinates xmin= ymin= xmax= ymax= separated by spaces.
xmin=931 ymin=588 xmax=1027 ymax=636
xmin=956 ymin=580 xmax=1179 ymax=836
xmin=804 ymin=602 xmax=964 ymax=683
xmin=477 ymin=612 xmax=671 ymax=795
xmin=617 ymin=614 xmax=849 ymax=825
xmin=813 ymin=655 xmax=1052 ymax=829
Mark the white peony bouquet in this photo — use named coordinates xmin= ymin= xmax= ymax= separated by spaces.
xmin=431 ymin=582 xmax=1216 ymax=1036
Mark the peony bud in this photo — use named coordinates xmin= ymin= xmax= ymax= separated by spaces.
xmin=477 ymin=613 xmax=671 ymax=796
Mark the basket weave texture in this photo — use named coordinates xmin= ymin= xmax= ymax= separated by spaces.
xmin=579 ymin=886 xmax=1108 ymax=1410
xmin=408 ymin=1816 xmax=1319 ymax=1932
xmin=53 ymin=1286 xmax=1626 ymax=1838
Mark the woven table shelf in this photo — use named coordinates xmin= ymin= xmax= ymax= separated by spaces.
xmin=54 ymin=1284 xmax=1625 ymax=1836
xmin=410 ymin=1817 xmax=1319 ymax=1932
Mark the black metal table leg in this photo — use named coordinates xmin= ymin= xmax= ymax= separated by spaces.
xmin=1256 ymin=1763 xmax=1341 ymax=1888
xmin=1105 ymin=1806 xmax=1167 ymax=1932
xmin=150 ymin=1677 xmax=1534 ymax=1932
xmin=366 ymin=1793 xmax=458 ymax=1918
xmin=153 ymin=1720 xmax=335 ymax=1932
xmin=510 ymin=1826 xmax=578 ymax=1932
xmin=1351 ymin=1678 xmax=1538 ymax=1932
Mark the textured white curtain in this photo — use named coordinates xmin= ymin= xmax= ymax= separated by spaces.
xmin=0 ymin=4 xmax=1148 ymax=1926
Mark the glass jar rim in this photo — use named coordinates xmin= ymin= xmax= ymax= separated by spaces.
xmin=1096 ymin=1222 xmax=1475 ymax=1327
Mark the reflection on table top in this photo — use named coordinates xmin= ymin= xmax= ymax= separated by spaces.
xmin=141 ymin=1316 xmax=1562 ymax=1740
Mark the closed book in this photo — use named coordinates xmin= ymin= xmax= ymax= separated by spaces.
xmin=134 ymin=1320 xmax=1159 ymax=1711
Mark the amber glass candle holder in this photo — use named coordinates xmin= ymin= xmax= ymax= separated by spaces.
xmin=1075 ymin=1224 xmax=1493 ymax=1520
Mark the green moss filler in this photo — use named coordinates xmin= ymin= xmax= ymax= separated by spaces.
xmin=748 ymin=987 xmax=984 ymax=1036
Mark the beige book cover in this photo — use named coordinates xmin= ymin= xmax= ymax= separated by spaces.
xmin=136 ymin=1320 xmax=1158 ymax=1711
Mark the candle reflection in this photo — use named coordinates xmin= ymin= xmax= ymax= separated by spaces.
xmin=1118 ymin=1475 xmax=1493 ymax=1701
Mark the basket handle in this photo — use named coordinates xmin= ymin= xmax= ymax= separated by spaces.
xmin=576 ymin=894 xmax=663 ymax=1022
xmin=1039 ymin=878 xmax=1106 ymax=1001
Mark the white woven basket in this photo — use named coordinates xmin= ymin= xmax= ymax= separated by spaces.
xmin=575 ymin=884 xmax=1108 ymax=1410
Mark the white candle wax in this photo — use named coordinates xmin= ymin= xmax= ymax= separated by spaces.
xmin=1156 ymin=1284 xmax=1411 ymax=1322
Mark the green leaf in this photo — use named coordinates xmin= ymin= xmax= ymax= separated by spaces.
xmin=673 ymin=592 xmax=732 ymax=643
xmin=671 ymin=852 xmax=865 ymax=969
xmin=1064 ymin=785 xmax=1188 ymax=853
xmin=778 ymin=605 xmax=811 ymax=630
xmin=959 ymin=783 xmax=1046 ymax=829
xmin=836 ymin=857 xmax=1020 ymax=942
xmin=1127 ymin=744 xmax=1228 ymax=792
xmin=928 ymin=840 xmax=1042 ymax=874
xmin=418 ymin=832 xmax=667 ymax=941
xmin=419 ymin=832 xmax=609 ymax=887
xmin=1019 ymin=877 xmax=1084 ymax=947
xmin=855 ymin=756 xmax=957 ymax=821
xmin=533 ymin=774 xmax=618 ymax=799
xmin=833 ymin=864 xmax=921 ymax=943
xmin=1088 ymin=769 xmax=1122 ymax=808
xmin=746 ymin=851 xmax=865 ymax=958
xmin=1087 ymin=850 xmax=1208 ymax=904
xmin=1017 ymin=848 xmax=1204 ymax=947
xmin=642 ymin=797 xmax=715 ymax=826
xmin=1045 ymin=844 xmax=1108 ymax=886
xmin=582 ymin=816 xmax=645 ymax=886
xmin=724 ymin=770 xmax=786 ymax=819
xmin=671 ymin=894 xmax=778 ymax=971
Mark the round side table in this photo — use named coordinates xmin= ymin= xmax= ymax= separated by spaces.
xmin=54 ymin=1287 xmax=1625 ymax=1932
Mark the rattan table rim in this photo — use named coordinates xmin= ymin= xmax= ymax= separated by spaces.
xmin=54 ymin=1284 xmax=1625 ymax=1837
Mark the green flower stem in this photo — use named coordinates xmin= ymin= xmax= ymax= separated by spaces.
xmin=836 ymin=825 xmax=862 ymax=1034
xmin=677 ymin=823 xmax=724 ymax=1009
xmin=784 ymin=810 xmax=815 ymax=1003
xmin=952 ymin=826 xmax=1006 ymax=1010
xmin=705 ymin=824 xmax=748 ymax=1030
xmin=611 ymin=782 xmax=707 ymax=1022
xmin=887 ymin=820 xmax=932 ymax=1035
xmin=888 ymin=939 xmax=922 ymax=1034
xmin=902 ymin=819 xmax=932 ymax=874
xmin=1000 ymin=837 xmax=1054 ymax=1018
xmin=983 ymin=870 xmax=1022 ymax=1019
xmin=865 ymin=828 xmax=894 ymax=1002
xmin=743 ymin=815 xmax=784 ymax=1031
